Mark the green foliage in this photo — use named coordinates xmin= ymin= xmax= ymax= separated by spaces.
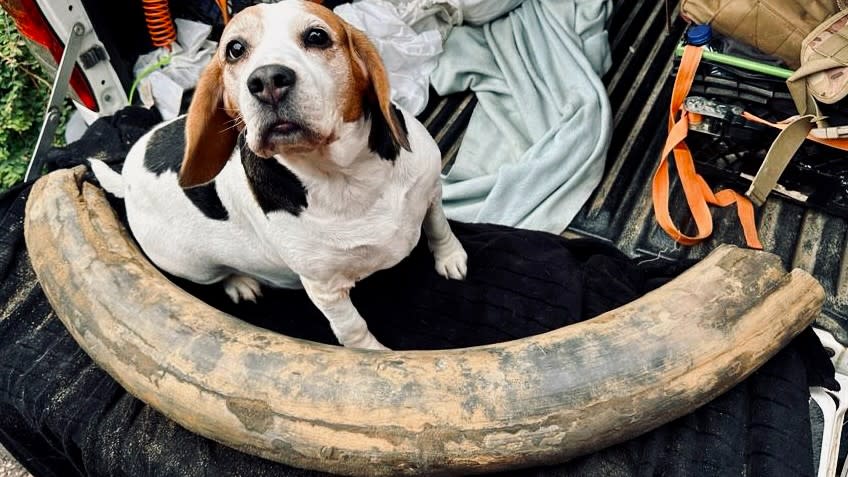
xmin=0 ymin=11 xmax=70 ymax=190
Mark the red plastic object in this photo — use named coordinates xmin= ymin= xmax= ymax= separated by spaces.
xmin=1 ymin=0 xmax=98 ymax=111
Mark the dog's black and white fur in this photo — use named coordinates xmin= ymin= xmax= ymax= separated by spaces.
xmin=90 ymin=0 xmax=467 ymax=350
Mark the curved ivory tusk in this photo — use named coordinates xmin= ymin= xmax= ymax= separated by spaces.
xmin=24 ymin=167 xmax=823 ymax=476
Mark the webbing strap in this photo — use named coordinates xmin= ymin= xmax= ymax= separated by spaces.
xmin=745 ymin=115 xmax=815 ymax=206
xmin=742 ymin=112 xmax=848 ymax=150
xmin=651 ymin=45 xmax=763 ymax=249
xmin=786 ymin=57 xmax=838 ymax=121
xmin=741 ymin=111 xmax=848 ymax=205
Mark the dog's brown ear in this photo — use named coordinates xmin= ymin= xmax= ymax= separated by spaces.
xmin=179 ymin=58 xmax=239 ymax=188
xmin=345 ymin=25 xmax=410 ymax=155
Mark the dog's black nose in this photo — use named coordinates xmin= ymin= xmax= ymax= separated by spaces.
xmin=247 ymin=65 xmax=297 ymax=105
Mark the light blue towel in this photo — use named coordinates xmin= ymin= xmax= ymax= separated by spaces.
xmin=430 ymin=0 xmax=613 ymax=234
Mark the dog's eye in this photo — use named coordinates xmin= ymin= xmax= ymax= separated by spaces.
xmin=226 ymin=40 xmax=247 ymax=61
xmin=303 ymin=28 xmax=331 ymax=48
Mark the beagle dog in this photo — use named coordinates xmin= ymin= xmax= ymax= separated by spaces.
xmin=90 ymin=0 xmax=467 ymax=350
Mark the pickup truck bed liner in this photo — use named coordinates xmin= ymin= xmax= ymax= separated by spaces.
xmin=420 ymin=0 xmax=848 ymax=344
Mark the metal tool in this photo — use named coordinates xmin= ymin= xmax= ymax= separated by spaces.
xmin=683 ymin=96 xmax=744 ymax=136
xmin=25 ymin=22 xmax=86 ymax=183
xmin=811 ymin=328 xmax=848 ymax=477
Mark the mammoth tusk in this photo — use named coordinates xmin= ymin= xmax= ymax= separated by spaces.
xmin=24 ymin=166 xmax=823 ymax=476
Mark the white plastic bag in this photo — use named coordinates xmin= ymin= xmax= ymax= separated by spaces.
xmin=335 ymin=0 xmax=444 ymax=114
xmin=133 ymin=19 xmax=216 ymax=120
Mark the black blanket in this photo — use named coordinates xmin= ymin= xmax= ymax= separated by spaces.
xmin=0 ymin=107 xmax=836 ymax=477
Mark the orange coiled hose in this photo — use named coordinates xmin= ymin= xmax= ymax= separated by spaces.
xmin=217 ymin=0 xmax=230 ymax=24
xmin=141 ymin=0 xmax=177 ymax=49
xmin=142 ymin=0 xmax=229 ymax=50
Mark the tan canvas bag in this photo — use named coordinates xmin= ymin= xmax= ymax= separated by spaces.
xmin=680 ymin=0 xmax=841 ymax=68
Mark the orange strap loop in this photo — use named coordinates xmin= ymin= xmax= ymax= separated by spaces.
xmin=652 ymin=45 xmax=763 ymax=249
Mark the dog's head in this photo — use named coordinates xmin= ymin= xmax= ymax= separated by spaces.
xmin=178 ymin=0 xmax=410 ymax=187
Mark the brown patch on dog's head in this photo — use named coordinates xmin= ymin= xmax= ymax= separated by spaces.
xmin=178 ymin=6 xmax=273 ymax=187
xmin=179 ymin=57 xmax=241 ymax=188
xmin=303 ymin=2 xmax=409 ymax=153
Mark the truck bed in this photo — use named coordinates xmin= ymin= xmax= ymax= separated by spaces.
xmin=420 ymin=0 xmax=848 ymax=345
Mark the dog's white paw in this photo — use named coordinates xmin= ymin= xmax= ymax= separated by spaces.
xmin=223 ymin=275 xmax=263 ymax=304
xmin=432 ymin=237 xmax=468 ymax=280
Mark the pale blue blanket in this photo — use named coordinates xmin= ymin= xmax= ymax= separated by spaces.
xmin=431 ymin=0 xmax=613 ymax=233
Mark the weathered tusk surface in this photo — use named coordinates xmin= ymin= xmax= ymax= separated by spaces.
xmin=24 ymin=167 xmax=824 ymax=476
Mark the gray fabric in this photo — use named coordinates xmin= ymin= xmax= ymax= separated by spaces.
xmin=458 ymin=0 xmax=527 ymax=24
xmin=381 ymin=0 xmax=526 ymax=39
xmin=431 ymin=0 xmax=612 ymax=233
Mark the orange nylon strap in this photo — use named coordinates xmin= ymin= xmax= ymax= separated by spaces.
xmin=651 ymin=45 xmax=763 ymax=249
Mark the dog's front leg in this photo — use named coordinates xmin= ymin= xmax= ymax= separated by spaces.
xmin=424 ymin=194 xmax=468 ymax=280
xmin=301 ymin=277 xmax=389 ymax=350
